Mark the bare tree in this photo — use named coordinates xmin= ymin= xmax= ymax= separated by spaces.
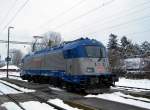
xmin=42 ymin=31 xmax=62 ymax=47
xmin=31 ymin=31 xmax=62 ymax=51
xmin=10 ymin=49 xmax=23 ymax=66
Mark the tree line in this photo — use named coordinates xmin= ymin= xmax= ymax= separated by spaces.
xmin=107 ymin=33 xmax=150 ymax=71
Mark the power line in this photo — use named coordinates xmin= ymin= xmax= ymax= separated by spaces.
xmin=0 ymin=40 xmax=32 ymax=45
xmin=124 ymin=28 xmax=150 ymax=36
xmin=50 ymin=0 xmax=115 ymax=30
xmin=69 ymin=1 xmax=150 ymax=35
xmin=84 ymin=14 xmax=150 ymax=36
xmin=0 ymin=39 xmax=45 ymax=45
xmin=38 ymin=0 xmax=88 ymax=29
xmin=0 ymin=0 xmax=18 ymax=29
xmin=0 ymin=0 xmax=29 ymax=32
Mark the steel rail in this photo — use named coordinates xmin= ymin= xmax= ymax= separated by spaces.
xmin=0 ymin=90 xmax=26 ymax=110
xmin=7 ymin=75 xmax=21 ymax=78
xmin=120 ymin=95 xmax=150 ymax=103
xmin=0 ymin=81 xmax=66 ymax=110
xmin=115 ymin=85 xmax=150 ymax=91
xmin=0 ymin=81 xmax=22 ymax=92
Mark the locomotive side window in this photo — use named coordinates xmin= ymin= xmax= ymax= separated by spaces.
xmin=85 ymin=46 xmax=106 ymax=58
xmin=63 ymin=49 xmax=76 ymax=58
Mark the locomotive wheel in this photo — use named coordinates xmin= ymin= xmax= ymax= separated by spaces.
xmin=27 ymin=75 xmax=32 ymax=82
xmin=65 ymin=82 xmax=75 ymax=92
xmin=32 ymin=76 xmax=38 ymax=83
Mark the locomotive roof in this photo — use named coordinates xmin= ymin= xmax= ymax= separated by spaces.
xmin=23 ymin=38 xmax=105 ymax=59
xmin=63 ymin=37 xmax=105 ymax=50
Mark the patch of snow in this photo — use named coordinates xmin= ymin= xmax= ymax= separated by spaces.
xmin=85 ymin=92 xmax=150 ymax=109
xmin=0 ymin=65 xmax=19 ymax=70
xmin=49 ymin=86 xmax=63 ymax=91
xmin=48 ymin=98 xmax=81 ymax=110
xmin=115 ymin=92 xmax=150 ymax=102
xmin=111 ymin=86 xmax=150 ymax=92
xmin=0 ymin=72 xmax=27 ymax=81
xmin=2 ymin=100 xmax=81 ymax=110
xmin=0 ymin=80 xmax=35 ymax=93
xmin=116 ymin=78 xmax=150 ymax=89
xmin=0 ymin=72 xmax=19 ymax=77
xmin=0 ymin=83 xmax=21 ymax=95
xmin=1 ymin=102 xmax=21 ymax=110
xmin=21 ymin=101 xmax=56 ymax=110
xmin=1 ymin=101 xmax=56 ymax=110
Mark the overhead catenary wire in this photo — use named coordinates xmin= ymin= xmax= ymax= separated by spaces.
xmin=84 ymin=14 xmax=150 ymax=36
xmin=124 ymin=28 xmax=150 ymax=36
xmin=0 ymin=0 xmax=29 ymax=32
xmin=0 ymin=39 xmax=43 ymax=45
xmin=68 ymin=1 xmax=150 ymax=35
xmin=38 ymin=0 xmax=88 ymax=29
xmin=0 ymin=29 xmax=150 ymax=46
xmin=0 ymin=0 xmax=18 ymax=29
xmin=47 ymin=0 xmax=115 ymax=30
xmin=69 ymin=16 xmax=150 ymax=38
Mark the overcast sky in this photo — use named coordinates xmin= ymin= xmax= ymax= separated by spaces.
xmin=0 ymin=0 xmax=150 ymax=59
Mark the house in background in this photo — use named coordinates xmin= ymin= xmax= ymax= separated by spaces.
xmin=123 ymin=57 xmax=150 ymax=73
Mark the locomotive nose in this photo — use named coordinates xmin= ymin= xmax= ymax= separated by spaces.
xmin=84 ymin=58 xmax=109 ymax=75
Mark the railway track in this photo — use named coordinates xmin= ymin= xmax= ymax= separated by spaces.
xmin=0 ymin=81 xmax=67 ymax=110
xmin=114 ymin=85 xmax=150 ymax=91
xmin=8 ymin=75 xmax=20 ymax=78
xmin=0 ymin=90 xmax=26 ymax=110
xmin=0 ymin=79 xmax=99 ymax=110
xmin=120 ymin=95 xmax=150 ymax=103
xmin=0 ymin=78 xmax=150 ymax=110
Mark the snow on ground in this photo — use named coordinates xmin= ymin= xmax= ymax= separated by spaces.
xmin=0 ymin=83 xmax=21 ymax=95
xmin=0 ymin=72 xmax=20 ymax=76
xmin=1 ymin=99 xmax=81 ymax=110
xmin=111 ymin=86 xmax=150 ymax=92
xmin=0 ymin=72 xmax=26 ymax=81
xmin=1 ymin=102 xmax=21 ymax=110
xmin=21 ymin=101 xmax=56 ymax=110
xmin=0 ymin=72 xmax=20 ymax=77
xmin=1 ymin=101 xmax=56 ymax=110
xmin=86 ymin=92 xmax=150 ymax=109
xmin=49 ymin=98 xmax=81 ymax=110
xmin=1 ymin=71 xmax=150 ymax=109
xmin=49 ymin=86 xmax=64 ymax=91
xmin=0 ymin=80 xmax=35 ymax=93
xmin=116 ymin=78 xmax=150 ymax=89
xmin=0 ymin=65 xmax=19 ymax=70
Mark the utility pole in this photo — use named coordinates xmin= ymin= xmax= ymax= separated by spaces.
xmin=7 ymin=26 xmax=14 ymax=78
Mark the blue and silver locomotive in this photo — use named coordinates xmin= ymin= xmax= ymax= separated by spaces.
xmin=21 ymin=38 xmax=118 ymax=93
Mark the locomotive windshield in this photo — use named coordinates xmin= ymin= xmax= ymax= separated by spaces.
xmin=85 ymin=46 xmax=106 ymax=58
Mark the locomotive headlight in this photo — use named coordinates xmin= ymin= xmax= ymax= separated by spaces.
xmin=87 ymin=67 xmax=94 ymax=73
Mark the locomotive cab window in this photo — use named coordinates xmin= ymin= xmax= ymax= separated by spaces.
xmin=85 ymin=46 xmax=106 ymax=58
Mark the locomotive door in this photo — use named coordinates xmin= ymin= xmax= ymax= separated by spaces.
xmin=66 ymin=59 xmax=73 ymax=75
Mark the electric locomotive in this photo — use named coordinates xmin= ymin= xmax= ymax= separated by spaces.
xmin=21 ymin=38 xmax=118 ymax=93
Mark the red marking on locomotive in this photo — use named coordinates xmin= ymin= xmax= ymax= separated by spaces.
xmin=97 ymin=65 xmax=105 ymax=73
xmin=33 ymin=60 xmax=42 ymax=66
